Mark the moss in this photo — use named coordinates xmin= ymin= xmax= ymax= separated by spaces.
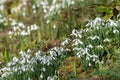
xmin=58 ymin=57 xmax=82 ymax=80
xmin=58 ymin=57 xmax=96 ymax=80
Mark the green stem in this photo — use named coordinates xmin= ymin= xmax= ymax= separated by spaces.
xmin=73 ymin=57 xmax=77 ymax=77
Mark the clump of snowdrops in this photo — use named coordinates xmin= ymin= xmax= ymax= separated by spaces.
xmin=0 ymin=17 xmax=120 ymax=79
xmin=0 ymin=47 xmax=65 ymax=80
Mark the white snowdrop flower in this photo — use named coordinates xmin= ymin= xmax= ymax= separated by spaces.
xmin=27 ymin=49 xmax=31 ymax=53
xmin=30 ymin=58 xmax=37 ymax=64
xmin=56 ymin=4 xmax=61 ymax=11
xmin=26 ymin=54 xmax=30 ymax=59
xmin=46 ymin=20 xmax=50 ymax=24
xmin=78 ymin=34 xmax=82 ymax=39
xmin=95 ymin=60 xmax=100 ymax=64
xmin=22 ymin=12 xmax=26 ymax=16
xmin=47 ymin=61 xmax=52 ymax=66
xmin=8 ymin=31 xmax=13 ymax=35
xmin=13 ymin=67 xmax=18 ymax=72
xmin=86 ymin=17 xmax=102 ymax=28
xmin=87 ymin=36 xmax=100 ymax=40
xmin=64 ymin=48 xmax=71 ymax=52
xmin=84 ymin=28 xmax=90 ymax=32
xmin=27 ymin=26 xmax=30 ymax=30
xmin=72 ymin=39 xmax=83 ymax=46
xmin=52 ymin=75 xmax=58 ymax=80
xmin=76 ymin=48 xmax=89 ymax=58
xmin=87 ymin=44 xmax=93 ymax=48
xmin=113 ymin=29 xmax=119 ymax=33
xmin=14 ymin=32 xmax=17 ymax=36
xmin=76 ymin=52 xmax=81 ymax=58
xmin=86 ymin=56 xmax=90 ymax=60
xmin=93 ymin=17 xmax=102 ymax=26
xmin=84 ymin=48 xmax=89 ymax=55
xmin=49 ymin=50 xmax=56 ymax=57
xmin=41 ymin=0 xmax=48 ymax=6
xmin=33 ymin=10 xmax=36 ymax=13
xmin=11 ymin=20 xmax=17 ymax=26
xmin=13 ymin=57 xmax=19 ymax=63
xmin=73 ymin=47 xmax=82 ymax=51
xmin=31 ymin=67 xmax=34 ymax=72
xmin=61 ymin=2 xmax=65 ymax=8
xmin=28 ymin=77 xmax=32 ymax=80
xmin=16 ymin=26 xmax=20 ymax=31
xmin=94 ymin=36 xmax=100 ymax=39
xmin=87 ymin=53 xmax=92 ymax=58
xmin=106 ymin=19 xmax=118 ymax=27
xmin=117 ymin=13 xmax=120 ymax=18
xmin=60 ymin=47 xmax=64 ymax=52
xmin=40 ymin=74 xmax=43 ymax=79
xmin=52 ymin=0 xmax=57 ymax=4
xmin=43 ymin=8 xmax=47 ymax=13
xmin=0 ymin=14 xmax=2 ymax=18
xmin=21 ymin=24 xmax=26 ymax=29
xmin=71 ymin=29 xmax=82 ymax=38
xmin=32 ymin=5 xmax=36 ymax=9
xmin=104 ymin=38 xmax=110 ymax=42
xmin=18 ymin=22 xmax=24 ymax=27
xmin=20 ymin=58 xmax=26 ymax=64
xmin=96 ymin=45 xmax=103 ymax=49
xmin=13 ymin=27 xmax=17 ymax=31
xmin=22 ymin=0 xmax=27 ymax=5
xmin=71 ymin=1 xmax=75 ymax=4
xmin=61 ymin=38 xmax=69 ymax=46
xmin=47 ymin=75 xmax=57 ymax=80
xmin=73 ymin=47 xmax=78 ymax=51
xmin=53 ymin=24 xmax=56 ymax=29
xmin=27 ymin=31 xmax=30 ymax=35
xmin=21 ymin=66 xmax=26 ymax=72
xmin=92 ymin=54 xmax=98 ymax=58
xmin=41 ymin=67 xmax=46 ymax=72
xmin=2 ymin=72 xmax=10 ymax=77
xmin=0 ymin=19 xmax=4 ymax=23
xmin=80 ymin=0 xmax=84 ymax=1
xmin=49 ymin=5 xmax=55 ymax=13
xmin=47 ymin=76 xmax=51 ymax=80
xmin=35 ymin=50 xmax=42 ymax=57
xmin=7 ymin=62 xmax=12 ymax=67
xmin=93 ymin=58 xmax=96 ymax=61
xmin=31 ymin=24 xmax=38 ymax=30
xmin=11 ymin=62 xmax=16 ymax=66
xmin=71 ymin=29 xmax=78 ymax=37
xmin=89 ymin=63 xmax=91 ymax=67
xmin=22 ymin=65 xmax=30 ymax=72
xmin=101 ymin=61 xmax=104 ymax=64
xmin=0 ymin=5 xmax=4 ymax=11
xmin=49 ymin=47 xmax=62 ymax=57
xmin=1 ymin=68 xmax=10 ymax=72
xmin=18 ymin=70 xmax=22 ymax=74
xmin=21 ymin=30 xmax=27 ymax=36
